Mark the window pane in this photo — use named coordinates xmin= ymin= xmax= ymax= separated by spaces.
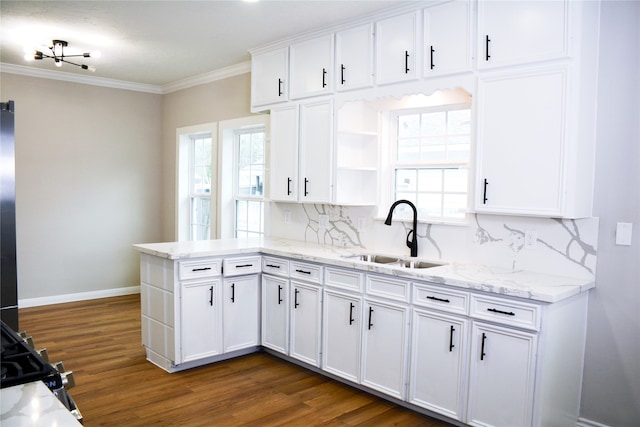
xmin=398 ymin=114 xmax=420 ymax=137
xmin=192 ymin=137 xmax=212 ymax=195
xmin=418 ymin=193 xmax=442 ymax=218
xmin=418 ymin=169 xmax=443 ymax=193
xmin=447 ymin=109 xmax=471 ymax=135
xmin=443 ymin=169 xmax=468 ymax=193
xmin=396 ymin=169 xmax=417 ymax=192
xmin=422 ymin=112 xmax=446 ymax=136
xmin=421 ymin=144 xmax=447 ymax=162
xmin=443 ymin=194 xmax=467 ymax=218
xmin=191 ymin=196 xmax=210 ymax=240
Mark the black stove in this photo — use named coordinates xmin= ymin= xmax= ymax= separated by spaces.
xmin=1 ymin=320 xmax=82 ymax=423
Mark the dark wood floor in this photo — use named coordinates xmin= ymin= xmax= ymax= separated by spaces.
xmin=18 ymin=294 xmax=453 ymax=426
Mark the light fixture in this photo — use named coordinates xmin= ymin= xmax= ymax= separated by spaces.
xmin=31 ymin=40 xmax=96 ymax=72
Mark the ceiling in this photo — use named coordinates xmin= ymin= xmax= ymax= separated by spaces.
xmin=0 ymin=0 xmax=405 ymax=90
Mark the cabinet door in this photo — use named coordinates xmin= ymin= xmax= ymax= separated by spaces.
xmin=223 ymin=275 xmax=259 ymax=353
xmin=322 ymin=290 xmax=362 ymax=383
xmin=409 ymin=309 xmax=468 ymax=422
xmin=251 ymin=48 xmax=288 ymax=109
xmin=261 ymin=275 xmax=289 ymax=354
xmin=299 ymin=100 xmax=333 ymax=203
xmin=180 ymin=279 xmax=222 ymax=363
xmin=335 ymin=24 xmax=374 ymax=91
xmin=477 ymin=0 xmax=569 ymax=69
xmin=270 ymin=105 xmax=299 ymax=202
xmin=290 ymin=281 xmax=322 ymax=367
xmin=376 ymin=11 xmax=419 ymax=85
xmin=424 ymin=0 xmax=471 ymax=77
xmin=290 ymin=35 xmax=333 ymax=99
xmin=361 ymin=299 xmax=408 ymax=400
xmin=467 ymin=322 xmax=537 ymax=427
xmin=475 ymin=67 xmax=566 ymax=216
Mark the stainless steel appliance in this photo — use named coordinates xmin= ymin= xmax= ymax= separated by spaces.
xmin=1 ymin=100 xmax=18 ymax=330
xmin=1 ymin=320 xmax=83 ymax=423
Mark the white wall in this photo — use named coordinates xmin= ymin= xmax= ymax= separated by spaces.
xmin=0 ymin=73 xmax=163 ymax=302
xmin=579 ymin=2 xmax=640 ymax=425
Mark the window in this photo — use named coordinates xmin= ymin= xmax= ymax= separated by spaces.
xmin=234 ymin=128 xmax=266 ymax=238
xmin=189 ymin=134 xmax=212 ymax=240
xmin=390 ymin=106 xmax=471 ymax=222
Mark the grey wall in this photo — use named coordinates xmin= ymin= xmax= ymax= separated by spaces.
xmin=0 ymin=73 xmax=163 ymax=300
xmin=580 ymin=2 xmax=640 ymax=425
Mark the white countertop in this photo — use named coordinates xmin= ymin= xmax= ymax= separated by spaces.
xmin=133 ymin=237 xmax=595 ymax=303
xmin=1 ymin=382 xmax=81 ymax=427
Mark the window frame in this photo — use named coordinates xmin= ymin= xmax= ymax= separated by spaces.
xmin=385 ymin=103 xmax=472 ymax=224
xmin=233 ymin=127 xmax=266 ymax=238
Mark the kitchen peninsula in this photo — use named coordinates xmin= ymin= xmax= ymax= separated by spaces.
xmin=133 ymin=237 xmax=593 ymax=426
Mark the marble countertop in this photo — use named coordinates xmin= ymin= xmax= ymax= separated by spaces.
xmin=133 ymin=237 xmax=595 ymax=303
xmin=1 ymin=381 xmax=81 ymax=426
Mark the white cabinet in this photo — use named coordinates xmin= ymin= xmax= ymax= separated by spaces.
xmin=251 ymin=47 xmax=288 ymax=110
xmin=409 ymin=309 xmax=468 ymax=422
xmin=423 ymin=0 xmax=472 ymax=77
xmin=467 ymin=322 xmax=537 ymax=427
xmin=477 ymin=0 xmax=569 ymax=69
xmin=335 ymin=24 xmax=374 ymax=91
xmin=223 ymin=275 xmax=259 ymax=353
xmin=290 ymin=35 xmax=334 ymax=99
xmin=322 ymin=289 xmax=362 ymax=382
xmin=269 ymin=105 xmax=298 ymax=202
xmin=475 ymin=67 xmax=568 ymax=217
xmin=180 ymin=279 xmax=222 ymax=363
xmin=289 ymin=280 xmax=322 ymax=366
xmin=361 ymin=298 xmax=408 ymax=400
xmin=261 ymin=274 xmax=289 ymax=354
xmin=299 ymin=100 xmax=333 ymax=203
xmin=270 ymin=100 xmax=333 ymax=203
xmin=375 ymin=11 xmax=419 ymax=85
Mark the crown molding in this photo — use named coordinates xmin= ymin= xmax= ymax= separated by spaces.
xmin=161 ymin=61 xmax=250 ymax=94
xmin=0 ymin=61 xmax=251 ymax=95
xmin=0 ymin=62 xmax=164 ymax=94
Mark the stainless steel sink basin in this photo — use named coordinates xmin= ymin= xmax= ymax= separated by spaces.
xmin=342 ymin=253 xmax=443 ymax=269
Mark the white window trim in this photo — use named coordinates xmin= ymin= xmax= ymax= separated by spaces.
xmin=176 ymin=123 xmax=217 ymax=241
xmin=218 ymin=115 xmax=270 ymax=239
xmin=379 ymin=103 xmax=472 ymax=225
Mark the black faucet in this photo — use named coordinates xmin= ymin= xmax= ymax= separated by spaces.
xmin=384 ymin=200 xmax=418 ymax=257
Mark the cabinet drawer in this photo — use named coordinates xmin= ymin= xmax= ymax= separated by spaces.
xmin=413 ymin=283 xmax=468 ymax=315
xmin=366 ymin=274 xmax=410 ymax=302
xmin=223 ymin=256 xmax=262 ymax=277
xmin=289 ymin=261 xmax=323 ymax=284
xmin=325 ymin=267 xmax=364 ymax=292
xmin=470 ymin=294 xmax=541 ymax=331
xmin=262 ymin=256 xmax=289 ymax=277
xmin=178 ymin=258 xmax=222 ymax=280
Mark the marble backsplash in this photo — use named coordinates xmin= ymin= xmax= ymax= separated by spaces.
xmin=268 ymin=203 xmax=598 ymax=280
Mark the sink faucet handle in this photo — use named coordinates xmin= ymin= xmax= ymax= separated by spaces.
xmin=406 ymin=229 xmax=414 ymax=248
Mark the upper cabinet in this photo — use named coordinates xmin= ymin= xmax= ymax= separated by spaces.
xmin=290 ymin=35 xmax=334 ymax=100
xmin=423 ymin=0 xmax=472 ymax=77
xmin=251 ymin=47 xmax=288 ymax=109
xmin=335 ymin=24 xmax=375 ymax=92
xmin=477 ymin=0 xmax=569 ymax=70
xmin=375 ymin=11 xmax=420 ymax=85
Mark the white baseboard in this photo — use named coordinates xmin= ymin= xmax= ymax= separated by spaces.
xmin=18 ymin=286 xmax=140 ymax=308
xmin=577 ymin=417 xmax=612 ymax=427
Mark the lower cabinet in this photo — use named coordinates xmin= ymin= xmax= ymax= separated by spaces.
xmin=289 ymin=280 xmax=322 ymax=366
xmin=223 ymin=275 xmax=260 ymax=353
xmin=409 ymin=309 xmax=468 ymax=422
xmin=466 ymin=322 xmax=537 ymax=427
xmin=361 ymin=298 xmax=408 ymax=400
xmin=180 ymin=278 xmax=222 ymax=363
xmin=261 ymin=274 xmax=289 ymax=354
xmin=322 ymin=289 xmax=362 ymax=383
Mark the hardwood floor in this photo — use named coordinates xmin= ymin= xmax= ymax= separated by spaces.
xmin=18 ymin=294 xmax=453 ymax=426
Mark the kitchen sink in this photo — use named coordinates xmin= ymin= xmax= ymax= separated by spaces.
xmin=342 ymin=253 xmax=443 ymax=269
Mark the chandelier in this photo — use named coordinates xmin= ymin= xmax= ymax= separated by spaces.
xmin=31 ymin=40 xmax=97 ymax=71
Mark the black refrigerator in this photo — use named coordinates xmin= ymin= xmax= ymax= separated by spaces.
xmin=1 ymin=100 xmax=18 ymax=331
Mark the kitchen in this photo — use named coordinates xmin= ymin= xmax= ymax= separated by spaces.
xmin=0 ymin=1 xmax=638 ymax=426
